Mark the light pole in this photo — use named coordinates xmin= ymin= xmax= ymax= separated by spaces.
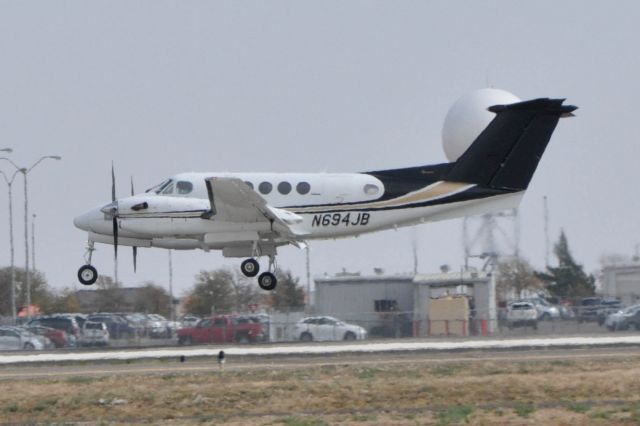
xmin=0 ymin=155 xmax=61 ymax=319
xmin=0 ymin=167 xmax=20 ymax=323
xmin=31 ymin=213 xmax=36 ymax=272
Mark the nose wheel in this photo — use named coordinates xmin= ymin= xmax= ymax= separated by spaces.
xmin=78 ymin=265 xmax=98 ymax=286
xmin=77 ymin=240 xmax=98 ymax=286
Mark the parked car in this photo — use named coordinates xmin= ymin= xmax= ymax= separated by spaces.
xmin=23 ymin=325 xmax=69 ymax=348
xmin=294 ymin=316 xmax=367 ymax=341
xmin=79 ymin=321 xmax=110 ymax=347
xmin=179 ymin=315 xmax=200 ymax=328
xmin=27 ymin=315 xmax=80 ymax=344
xmin=0 ymin=327 xmax=45 ymax=351
xmin=146 ymin=314 xmax=173 ymax=338
xmin=177 ymin=315 xmax=266 ymax=345
xmin=575 ymin=297 xmax=602 ymax=323
xmin=597 ymin=299 xmax=622 ymax=326
xmin=87 ymin=314 xmax=136 ymax=339
xmin=506 ymin=302 xmax=538 ymax=329
xmin=605 ymin=304 xmax=640 ymax=331
xmin=524 ymin=298 xmax=560 ymax=321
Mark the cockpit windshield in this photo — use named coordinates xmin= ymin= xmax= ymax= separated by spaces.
xmin=160 ymin=181 xmax=175 ymax=195
xmin=144 ymin=179 xmax=174 ymax=194
xmin=145 ymin=179 xmax=169 ymax=194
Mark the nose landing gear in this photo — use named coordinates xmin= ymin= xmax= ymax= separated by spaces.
xmin=77 ymin=240 xmax=98 ymax=286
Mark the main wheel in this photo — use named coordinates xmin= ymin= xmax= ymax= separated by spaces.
xmin=78 ymin=265 xmax=98 ymax=285
xmin=241 ymin=258 xmax=260 ymax=277
xmin=258 ymin=272 xmax=277 ymax=291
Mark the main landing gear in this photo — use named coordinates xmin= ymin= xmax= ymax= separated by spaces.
xmin=241 ymin=256 xmax=278 ymax=291
xmin=77 ymin=241 xmax=98 ymax=286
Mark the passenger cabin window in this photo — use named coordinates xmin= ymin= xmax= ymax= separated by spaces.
xmin=278 ymin=182 xmax=292 ymax=194
xmin=296 ymin=182 xmax=310 ymax=195
xmin=259 ymin=182 xmax=272 ymax=194
xmin=176 ymin=181 xmax=193 ymax=195
xmin=364 ymin=184 xmax=379 ymax=196
xmin=244 ymin=181 xmax=254 ymax=190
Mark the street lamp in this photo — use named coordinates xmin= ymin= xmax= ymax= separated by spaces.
xmin=0 ymin=155 xmax=61 ymax=319
xmin=0 ymin=167 xmax=20 ymax=323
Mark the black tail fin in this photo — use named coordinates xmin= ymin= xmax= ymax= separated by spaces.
xmin=446 ymin=98 xmax=577 ymax=190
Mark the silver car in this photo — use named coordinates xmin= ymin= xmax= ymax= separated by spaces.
xmin=79 ymin=321 xmax=110 ymax=347
xmin=0 ymin=327 xmax=45 ymax=351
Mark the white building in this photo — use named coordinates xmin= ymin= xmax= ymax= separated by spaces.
xmin=314 ymin=271 xmax=496 ymax=337
xmin=601 ymin=264 xmax=640 ymax=305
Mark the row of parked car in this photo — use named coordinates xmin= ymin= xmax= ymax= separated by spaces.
xmin=0 ymin=312 xmax=185 ymax=351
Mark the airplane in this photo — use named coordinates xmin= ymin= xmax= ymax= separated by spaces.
xmin=74 ymin=97 xmax=576 ymax=291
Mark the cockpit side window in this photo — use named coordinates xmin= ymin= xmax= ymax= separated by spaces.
xmin=176 ymin=181 xmax=193 ymax=195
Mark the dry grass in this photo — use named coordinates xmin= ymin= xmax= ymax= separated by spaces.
xmin=2 ymin=356 xmax=640 ymax=425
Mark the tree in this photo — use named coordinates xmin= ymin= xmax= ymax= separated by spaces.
xmin=0 ymin=267 xmax=53 ymax=316
xmin=270 ymin=270 xmax=305 ymax=310
xmin=47 ymin=288 xmax=80 ymax=314
xmin=496 ymin=256 xmax=544 ymax=300
xmin=94 ymin=275 xmax=125 ymax=312
xmin=538 ymin=230 xmax=596 ymax=298
xmin=184 ymin=269 xmax=235 ymax=315
xmin=133 ymin=282 xmax=171 ymax=316
xmin=230 ymin=273 xmax=263 ymax=312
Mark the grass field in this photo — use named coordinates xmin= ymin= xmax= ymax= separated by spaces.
xmin=2 ymin=353 xmax=640 ymax=425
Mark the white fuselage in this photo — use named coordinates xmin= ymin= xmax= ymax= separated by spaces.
xmin=74 ymin=172 xmax=522 ymax=256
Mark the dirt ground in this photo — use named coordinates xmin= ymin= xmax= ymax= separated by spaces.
xmin=2 ymin=351 xmax=640 ymax=425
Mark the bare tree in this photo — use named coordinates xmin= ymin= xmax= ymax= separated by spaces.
xmin=496 ymin=256 xmax=544 ymax=300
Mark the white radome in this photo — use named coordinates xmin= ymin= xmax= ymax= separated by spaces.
xmin=442 ymin=88 xmax=520 ymax=162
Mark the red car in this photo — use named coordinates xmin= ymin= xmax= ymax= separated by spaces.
xmin=177 ymin=315 xmax=266 ymax=345
xmin=25 ymin=326 xmax=69 ymax=348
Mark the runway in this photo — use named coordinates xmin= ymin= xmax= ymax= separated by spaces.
xmin=1 ymin=334 xmax=640 ymax=365
xmin=1 ymin=345 xmax=639 ymax=381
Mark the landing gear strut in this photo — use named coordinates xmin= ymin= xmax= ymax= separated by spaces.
xmin=77 ymin=240 xmax=98 ymax=286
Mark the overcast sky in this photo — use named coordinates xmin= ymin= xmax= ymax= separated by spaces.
xmin=1 ymin=1 xmax=639 ymax=297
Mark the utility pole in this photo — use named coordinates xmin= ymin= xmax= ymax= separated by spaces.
xmin=168 ymin=250 xmax=174 ymax=321
xmin=305 ymin=245 xmax=311 ymax=307
xmin=31 ymin=213 xmax=36 ymax=272
xmin=544 ymin=196 xmax=550 ymax=267
xmin=0 ymin=164 xmax=18 ymax=323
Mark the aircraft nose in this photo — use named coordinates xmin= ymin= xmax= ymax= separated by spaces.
xmin=73 ymin=210 xmax=93 ymax=231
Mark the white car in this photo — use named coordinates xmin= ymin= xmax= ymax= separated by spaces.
xmin=506 ymin=302 xmax=538 ymax=329
xmin=294 ymin=316 xmax=367 ymax=342
xmin=79 ymin=321 xmax=110 ymax=347
xmin=605 ymin=304 xmax=640 ymax=331
xmin=0 ymin=327 xmax=45 ymax=351
xmin=524 ymin=298 xmax=560 ymax=320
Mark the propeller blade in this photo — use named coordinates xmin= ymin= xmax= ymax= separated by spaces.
xmin=112 ymin=216 xmax=118 ymax=259
xmin=133 ymin=246 xmax=137 ymax=272
xmin=111 ymin=162 xmax=116 ymax=202
xmin=130 ymin=176 xmax=135 ymax=196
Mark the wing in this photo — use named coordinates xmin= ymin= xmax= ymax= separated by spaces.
xmin=204 ymin=177 xmax=308 ymax=239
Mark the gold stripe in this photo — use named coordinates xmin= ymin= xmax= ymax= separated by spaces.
xmin=290 ymin=181 xmax=472 ymax=214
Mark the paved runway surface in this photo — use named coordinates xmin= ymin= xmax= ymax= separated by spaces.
xmin=1 ymin=345 xmax=639 ymax=381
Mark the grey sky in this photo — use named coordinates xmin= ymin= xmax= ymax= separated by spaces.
xmin=1 ymin=1 xmax=639 ymax=296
